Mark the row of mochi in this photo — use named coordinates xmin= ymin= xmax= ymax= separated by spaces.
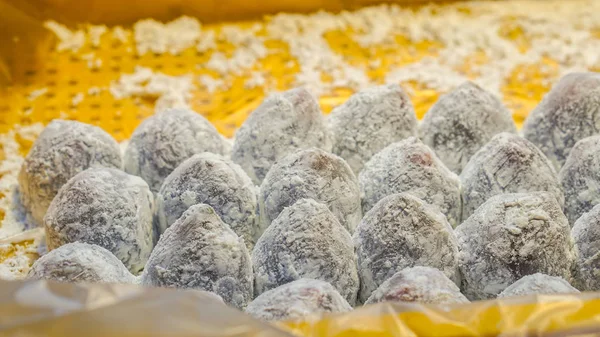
xmin=29 ymin=188 xmax=586 ymax=322
xmin=20 ymin=71 xmax=600 ymax=235
xmin=16 ymin=73 xmax=600 ymax=310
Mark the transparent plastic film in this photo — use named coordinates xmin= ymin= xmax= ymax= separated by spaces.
xmin=283 ymin=295 xmax=600 ymax=336
xmin=0 ymin=279 xmax=294 ymax=337
xmin=2 ymin=279 xmax=600 ymax=337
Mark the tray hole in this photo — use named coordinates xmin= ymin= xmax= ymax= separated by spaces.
xmin=112 ymin=55 xmax=122 ymax=61
xmin=47 ymin=68 xmax=57 ymax=75
xmin=45 ymin=92 xmax=56 ymax=99
xmin=90 ymin=115 xmax=101 ymax=122
xmin=47 ymin=81 xmax=57 ymax=87
xmin=90 ymin=103 xmax=101 ymax=109
xmin=46 ymin=105 xmax=57 ymax=111
xmin=175 ymin=63 xmax=185 ymax=69
xmin=155 ymin=64 xmax=163 ymax=70
xmin=25 ymin=70 xmax=36 ymax=76
xmin=68 ymin=79 xmax=78 ymax=86
xmin=113 ymin=102 xmax=122 ymax=108
xmin=111 ymin=66 xmax=121 ymax=72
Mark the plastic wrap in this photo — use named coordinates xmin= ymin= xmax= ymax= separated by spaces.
xmin=0 ymin=279 xmax=293 ymax=337
xmin=2 ymin=279 xmax=600 ymax=336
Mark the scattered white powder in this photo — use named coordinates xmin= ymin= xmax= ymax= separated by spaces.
xmin=198 ymin=75 xmax=224 ymax=93
xmin=110 ymin=66 xmax=194 ymax=99
xmin=112 ymin=26 xmax=130 ymax=43
xmin=89 ymin=58 xmax=102 ymax=69
xmin=0 ymin=228 xmax=47 ymax=280
xmin=206 ymin=52 xmax=230 ymax=75
xmin=43 ymin=21 xmax=85 ymax=52
xmin=196 ymin=30 xmax=216 ymax=53
xmin=0 ymin=124 xmax=44 ymax=240
xmin=134 ymin=16 xmax=202 ymax=55
xmin=87 ymin=87 xmax=103 ymax=95
xmin=267 ymin=12 xmax=371 ymax=96
xmin=41 ymin=1 xmax=600 ymax=99
xmin=245 ymin=72 xmax=266 ymax=89
xmin=0 ymin=244 xmax=33 ymax=280
xmin=110 ymin=66 xmax=195 ymax=112
xmin=154 ymin=91 xmax=190 ymax=113
xmin=71 ymin=93 xmax=84 ymax=107
xmin=81 ymin=53 xmax=103 ymax=69
xmin=373 ymin=0 xmax=600 ymax=96
xmin=264 ymin=0 xmax=600 ymax=97
xmin=202 ymin=25 xmax=268 ymax=76
xmin=385 ymin=57 xmax=468 ymax=92
xmin=27 ymin=88 xmax=48 ymax=101
xmin=88 ymin=25 xmax=107 ymax=47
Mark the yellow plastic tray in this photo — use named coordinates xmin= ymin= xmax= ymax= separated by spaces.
xmin=0 ymin=0 xmax=553 ymax=142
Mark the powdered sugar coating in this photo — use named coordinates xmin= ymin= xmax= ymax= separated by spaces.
xmin=259 ymin=148 xmax=361 ymax=234
xmin=155 ymin=153 xmax=258 ymax=248
xmin=456 ymin=192 xmax=576 ymax=300
xmin=460 ymin=132 xmax=564 ymax=221
xmin=365 ymin=266 xmax=469 ymax=305
xmin=232 ymin=88 xmax=332 ymax=184
xmin=28 ymin=242 xmax=135 ymax=284
xmin=19 ymin=120 xmax=122 ymax=225
xmin=354 ymin=193 xmax=460 ymax=303
xmin=572 ymin=203 xmax=600 ymax=290
xmin=124 ymin=108 xmax=230 ymax=193
xmin=420 ymin=81 xmax=516 ymax=174
xmin=252 ymin=199 xmax=359 ymax=305
xmin=497 ymin=273 xmax=579 ymax=298
xmin=44 ymin=168 xmax=154 ymax=274
xmin=246 ymin=279 xmax=352 ymax=322
xmin=327 ymin=84 xmax=418 ymax=174
xmin=559 ymin=135 xmax=600 ymax=225
xmin=523 ymin=72 xmax=600 ymax=170
xmin=359 ymin=137 xmax=461 ymax=227
xmin=142 ymin=204 xmax=253 ymax=309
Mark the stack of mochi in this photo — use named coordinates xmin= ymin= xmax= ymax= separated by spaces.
xmin=21 ymin=73 xmax=600 ymax=322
